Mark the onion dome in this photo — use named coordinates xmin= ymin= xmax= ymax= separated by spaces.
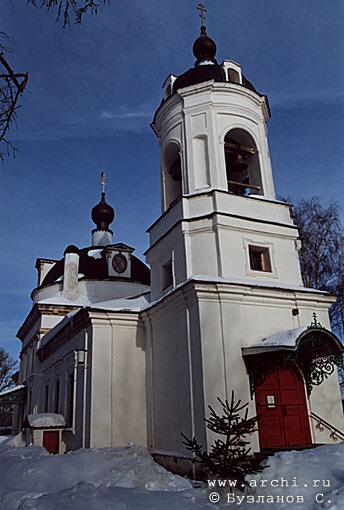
xmin=193 ymin=26 xmax=217 ymax=66
xmin=91 ymin=192 xmax=115 ymax=231
xmin=173 ymin=25 xmax=226 ymax=94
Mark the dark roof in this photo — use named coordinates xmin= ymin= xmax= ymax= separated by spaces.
xmin=173 ymin=26 xmax=226 ymax=94
xmin=172 ymin=61 xmax=267 ymax=101
xmin=193 ymin=26 xmax=217 ymax=65
xmin=173 ymin=64 xmax=226 ymax=93
xmin=41 ymin=246 xmax=150 ymax=287
xmin=91 ymin=192 xmax=115 ymax=231
xmin=172 ymin=26 xmax=268 ymax=104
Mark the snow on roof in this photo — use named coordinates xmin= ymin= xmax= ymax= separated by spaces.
xmin=0 ymin=385 xmax=25 ymax=398
xmin=248 ymin=194 xmax=292 ymax=206
xmin=90 ymin=293 xmax=151 ymax=312
xmin=26 ymin=413 xmax=66 ymax=428
xmin=38 ymin=294 xmax=94 ymax=307
xmin=38 ymin=309 xmax=80 ymax=348
xmin=37 ymin=275 xmax=326 ymax=348
xmin=87 ymin=249 xmax=103 ymax=259
xmin=242 ymin=326 xmax=309 ymax=354
xmin=35 ymin=273 xmax=331 ymax=354
xmin=252 ymin=326 xmax=308 ymax=348
xmin=189 ymin=274 xmax=327 ymax=294
xmin=37 ymin=290 xmax=151 ymax=309
xmin=37 ymin=274 xmax=326 ymax=315
xmin=39 ymin=293 xmax=151 ymax=349
xmin=243 ymin=325 xmax=344 ymax=355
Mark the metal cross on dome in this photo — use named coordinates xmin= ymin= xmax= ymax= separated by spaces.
xmin=196 ymin=3 xmax=207 ymax=27
xmin=100 ymin=172 xmax=107 ymax=193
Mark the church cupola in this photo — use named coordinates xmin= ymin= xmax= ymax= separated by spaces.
xmin=151 ymin=5 xmax=275 ymax=214
xmin=173 ymin=5 xmax=226 ymax=94
xmin=91 ymin=194 xmax=114 ymax=231
xmin=193 ymin=25 xmax=217 ymax=65
xmin=91 ymin=173 xmax=115 ymax=247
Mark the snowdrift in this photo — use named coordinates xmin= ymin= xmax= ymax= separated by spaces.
xmin=0 ymin=437 xmax=343 ymax=509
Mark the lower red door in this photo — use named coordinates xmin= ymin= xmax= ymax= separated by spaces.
xmin=43 ymin=430 xmax=60 ymax=454
xmin=255 ymin=365 xmax=312 ymax=449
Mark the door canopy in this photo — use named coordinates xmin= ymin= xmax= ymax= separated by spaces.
xmin=0 ymin=385 xmax=26 ymax=405
xmin=242 ymin=316 xmax=344 ymax=397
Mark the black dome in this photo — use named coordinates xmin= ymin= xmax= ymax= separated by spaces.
xmin=193 ymin=26 xmax=217 ymax=65
xmin=64 ymin=244 xmax=79 ymax=255
xmin=41 ymin=247 xmax=150 ymax=287
xmin=173 ymin=64 xmax=226 ymax=93
xmin=91 ymin=193 xmax=115 ymax=231
xmin=173 ymin=25 xmax=226 ymax=94
xmin=171 ymin=26 xmax=268 ymax=106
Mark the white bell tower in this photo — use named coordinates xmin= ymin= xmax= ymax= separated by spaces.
xmin=144 ymin=10 xmax=343 ymax=461
xmin=146 ymin=20 xmax=303 ymax=300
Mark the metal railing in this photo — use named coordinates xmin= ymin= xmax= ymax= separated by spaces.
xmin=310 ymin=412 xmax=344 ymax=442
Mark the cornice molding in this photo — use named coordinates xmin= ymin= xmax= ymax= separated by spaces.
xmin=17 ymin=303 xmax=80 ymax=341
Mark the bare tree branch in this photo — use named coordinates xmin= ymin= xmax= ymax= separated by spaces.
xmin=0 ymin=348 xmax=18 ymax=392
xmin=292 ymin=197 xmax=344 ymax=339
xmin=0 ymin=50 xmax=28 ymax=161
xmin=0 ymin=1 xmax=108 ymax=160
xmin=27 ymin=0 xmax=109 ymax=26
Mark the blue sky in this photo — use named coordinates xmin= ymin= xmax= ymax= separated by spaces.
xmin=0 ymin=0 xmax=343 ymax=360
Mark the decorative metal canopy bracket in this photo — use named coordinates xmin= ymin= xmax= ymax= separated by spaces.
xmin=0 ymin=387 xmax=26 ymax=405
xmin=283 ymin=332 xmax=344 ymax=396
xmin=247 ymin=320 xmax=344 ymax=398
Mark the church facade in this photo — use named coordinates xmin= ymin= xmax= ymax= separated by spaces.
xmin=12 ymin=21 xmax=344 ymax=458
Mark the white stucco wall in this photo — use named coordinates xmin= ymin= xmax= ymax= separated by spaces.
xmin=308 ymin=373 xmax=344 ymax=443
xmin=143 ymin=288 xmax=207 ymax=454
xmin=25 ymin=308 xmax=147 ymax=452
xmin=147 ymin=191 xmax=303 ymax=300
xmin=146 ymin=279 xmax=342 ymax=455
xmin=88 ymin=312 xmax=147 ymax=449
xmin=32 ymin=279 xmax=150 ymax=305
xmin=152 ymin=81 xmax=274 ymax=206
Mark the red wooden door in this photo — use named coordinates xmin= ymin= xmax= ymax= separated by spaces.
xmin=43 ymin=430 xmax=60 ymax=454
xmin=255 ymin=366 xmax=312 ymax=449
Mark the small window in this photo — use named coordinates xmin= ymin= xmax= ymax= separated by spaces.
xmin=66 ymin=374 xmax=74 ymax=427
xmin=249 ymin=246 xmax=272 ymax=272
xmin=163 ymin=143 xmax=182 ymax=209
xmin=44 ymin=385 xmax=49 ymax=413
xmin=54 ymin=380 xmax=60 ymax=414
xmin=162 ymin=259 xmax=173 ymax=291
xmin=27 ymin=389 xmax=32 ymax=415
xmin=31 ymin=345 xmax=35 ymax=374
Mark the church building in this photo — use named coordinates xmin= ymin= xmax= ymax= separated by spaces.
xmin=11 ymin=12 xmax=344 ymax=459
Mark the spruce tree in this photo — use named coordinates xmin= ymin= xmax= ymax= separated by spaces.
xmin=181 ymin=392 xmax=266 ymax=487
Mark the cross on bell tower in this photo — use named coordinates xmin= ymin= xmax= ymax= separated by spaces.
xmin=100 ymin=171 xmax=108 ymax=194
xmin=196 ymin=3 xmax=207 ymax=27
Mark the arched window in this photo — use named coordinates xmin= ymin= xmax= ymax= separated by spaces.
xmin=227 ymin=68 xmax=241 ymax=84
xmin=224 ymin=129 xmax=262 ymax=196
xmin=163 ymin=142 xmax=182 ymax=209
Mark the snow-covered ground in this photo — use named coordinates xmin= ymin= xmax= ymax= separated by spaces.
xmin=0 ymin=436 xmax=343 ymax=510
